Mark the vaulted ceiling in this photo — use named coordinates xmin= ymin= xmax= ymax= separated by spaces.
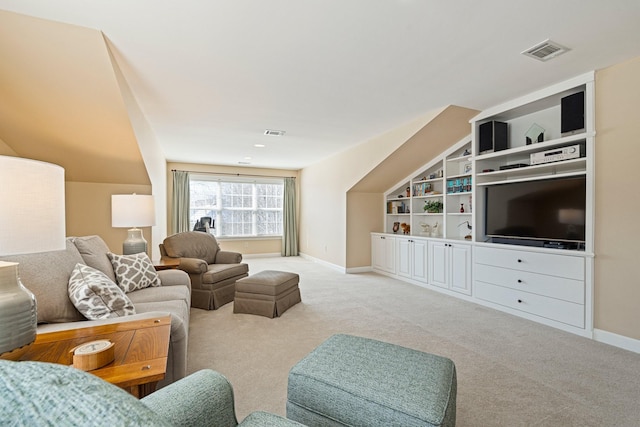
xmin=1 ymin=1 xmax=640 ymax=173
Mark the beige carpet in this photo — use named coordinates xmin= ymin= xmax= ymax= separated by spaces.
xmin=187 ymin=256 xmax=640 ymax=426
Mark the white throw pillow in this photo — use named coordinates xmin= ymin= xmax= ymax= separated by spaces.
xmin=68 ymin=263 xmax=136 ymax=320
xmin=107 ymin=252 xmax=161 ymax=293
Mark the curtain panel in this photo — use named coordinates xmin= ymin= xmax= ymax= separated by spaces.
xmin=282 ymin=177 xmax=299 ymax=256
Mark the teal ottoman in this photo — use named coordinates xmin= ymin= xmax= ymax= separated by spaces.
xmin=286 ymin=334 xmax=456 ymax=427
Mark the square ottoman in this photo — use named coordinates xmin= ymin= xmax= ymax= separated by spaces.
xmin=233 ymin=270 xmax=301 ymax=318
xmin=287 ymin=334 xmax=457 ymax=427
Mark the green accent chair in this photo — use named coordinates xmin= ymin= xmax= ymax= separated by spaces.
xmin=0 ymin=360 xmax=302 ymax=427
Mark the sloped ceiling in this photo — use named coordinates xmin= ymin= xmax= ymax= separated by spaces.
xmin=350 ymin=105 xmax=478 ymax=194
xmin=1 ymin=2 xmax=640 ymax=170
xmin=0 ymin=10 xmax=149 ymax=184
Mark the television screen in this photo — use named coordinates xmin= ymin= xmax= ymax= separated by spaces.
xmin=485 ymin=176 xmax=586 ymax=244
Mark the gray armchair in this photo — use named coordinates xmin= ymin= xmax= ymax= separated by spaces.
xmin=160 ymin=231 xmax=249 ymax=310
xmin=0 ymin=360 xmax=302 ymax=426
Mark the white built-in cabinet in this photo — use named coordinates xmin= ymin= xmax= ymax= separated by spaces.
xmin=372 ymin=72 xmax=595 ymax=338
xmin=428 ymin=241 xmax=472 ymax=295
xmin=396 ymin=236 xmax=428 ymax=283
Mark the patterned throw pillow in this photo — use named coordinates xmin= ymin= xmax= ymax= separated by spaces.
xmin=68 ymin=263 xmax=136 ymax=320
xmin=107 ymin=252 xmax=161 ymax=293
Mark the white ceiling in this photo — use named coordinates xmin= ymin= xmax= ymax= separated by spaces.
xmin=2 ymin=1 xmax=640 ymax=170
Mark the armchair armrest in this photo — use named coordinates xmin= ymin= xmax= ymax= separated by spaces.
xmin=215 ymin=250 xmax=243 ymax=264
xmin=156 ymin=269 xmax=191 ymax=288
xmin=141 ymin=369 xmax=238 ymax=427
xmin=177 ymin=257 xmax=208 ymax=274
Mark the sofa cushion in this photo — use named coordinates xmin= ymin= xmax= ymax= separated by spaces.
xmin=107 ymin=252 xmax=161 ymax=293
xmin=162 ymin=232 xmax=219 ymax=264
xmin=68 ymin=263 xmax=136 ymax=320
xmin=203 ymin=263 xmax=249 ymax=284
xmin=127 ymin=285 xmax=190 ymax=307
xmin=0 ymin=240 xmax=85 ymax=323
xmin=72 ymin=235 xmax=117 ymax=283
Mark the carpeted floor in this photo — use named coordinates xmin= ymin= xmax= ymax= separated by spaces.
xmin=187 ymin=256 xmax=640 ymax=426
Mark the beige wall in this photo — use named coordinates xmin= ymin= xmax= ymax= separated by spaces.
xmin=346 ymin=192 xmax=383 ymax=268
xmin=594 ymin=56 xmax=640 ymax=340
xmin=299 ymin=109 xmax=445 ymax=267
xmin=66 ymin=182 xmax=153 ymax=256
xmin=166 ymin=162 xmax=298 ymax=256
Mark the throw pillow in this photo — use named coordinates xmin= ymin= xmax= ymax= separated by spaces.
xmin=68 ymin=263 xmax=136 ymax=320
xmin=107 ymin=252 xmax=161 ymax=293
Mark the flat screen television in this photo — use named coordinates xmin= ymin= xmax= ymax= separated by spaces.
xmin=484 ymin=176 xmax=586 ymax=248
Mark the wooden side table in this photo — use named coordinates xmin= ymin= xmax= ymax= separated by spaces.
xmin=20 ymin=315 xmax=171 ymax=398
xmin=153 ymin=257 xmax=180 ymax=271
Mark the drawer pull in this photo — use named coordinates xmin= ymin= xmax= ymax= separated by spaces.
xmin=517 ymin=279 xmax=523 ymax=283
xmin=517 ymin=299 xmax=523 ymax=303
xmin=517 ymin=259 xmax=522 ymax=263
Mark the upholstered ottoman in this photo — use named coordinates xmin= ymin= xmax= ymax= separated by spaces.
xmin=287 ymin=334 xmax=457 ymax=427
xmin=233 ymin=270 xmax=301 ymax=318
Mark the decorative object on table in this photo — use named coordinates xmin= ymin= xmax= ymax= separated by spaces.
xmin=71 ymin=339 xmax=116 ymax=371
xmin=392 ymin=222 xmax=400 ymax=233
xmin=458 ymin=221 xmax=473 ymax=240
xmin=112 ymin=194 xmax=156 ymax=255
xmin=0 ymin=156 xmax=66 ymax=361
xmin=400 ymin=223 xmax=410 ymax=235
xmin=424 ymin=200 xmax=443 ymax=213
xmin=525 ymin=123 xmax=545 ymax=145
xmin=430 ymin=222 xmax=440 ymax=238
xmin=419 ymin=223 xmax=431 ymax=236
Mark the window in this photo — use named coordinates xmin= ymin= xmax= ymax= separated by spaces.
xmin=189 ymin=175 xmax=284 ymax=238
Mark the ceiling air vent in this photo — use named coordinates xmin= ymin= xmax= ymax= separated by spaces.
xmin=522 ymin=39 xmax=570 ymax=62
xmin=264 ymin=129 xmax=285 ymax=136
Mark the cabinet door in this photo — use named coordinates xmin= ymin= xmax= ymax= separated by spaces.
xmin=450 ymin=243 xmax=472 ymax=295
xmin=429 ymin=241 xmax=448 ymax=288
xmin=411 ymin=239 xmax=428 ymax=283
xmin=396 ymin=237 xmax=412 ymax=278
xmin=372 ymin=235 xmax=395 ymax=273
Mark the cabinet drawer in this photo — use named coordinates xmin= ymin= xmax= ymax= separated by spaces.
xmin=475 ymin=281 xmax=584 ymax=328
xmin=474 ymin=246 xmax=584 ymax=280
xmin=475 ymin=264 xmax=584 ymax=304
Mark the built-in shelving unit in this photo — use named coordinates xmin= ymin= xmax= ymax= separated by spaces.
xmin=374 ymin=72 xmax=595 ymax=339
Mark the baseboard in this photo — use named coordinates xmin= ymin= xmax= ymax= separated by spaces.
xmin=593 ymin=329 xmax=640 ymax=354
xmin=299 ymin=252 xmax=346 ymax=273
xmin=242 ymin=252 xmax=282 ymax=259
xmin=346 ymin=266 xmax=373 ymax=273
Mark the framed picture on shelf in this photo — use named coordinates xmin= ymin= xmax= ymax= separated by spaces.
xmin=463 ymin=163 xmax=472 ymax=174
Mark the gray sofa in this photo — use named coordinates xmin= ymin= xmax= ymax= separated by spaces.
xmin=160 ymin=231 xmax=249 ymax=310
xmin=0 ymin=235 xmax=191 ymax=388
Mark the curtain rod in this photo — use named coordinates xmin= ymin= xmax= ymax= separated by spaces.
xmin=171 ymin=169 xmax=296 ymax=179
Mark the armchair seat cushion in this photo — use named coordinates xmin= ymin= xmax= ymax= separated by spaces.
xmin=203 ymin=263 xmax=249 ymax=285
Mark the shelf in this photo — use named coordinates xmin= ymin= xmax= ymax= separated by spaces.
xmin=447 ymin=173 xmax=472 ymax=179
xmin=476 ymin=170 xmax=586 ymax=187
xmin=446 ymin=191 xmax=472 ymax=196
xmin=476 ymin=158 xmax=586 ymax=185
xmin=413 ymin=194 xmax=443 ymax=199
xmin=386 ymin=213 xmax=411 ymax=216
xmin=475 ymin=132 xmax=591 ymax=161
xmin=413 ymin=177 xmax=442 ymax=184
xmin=447 ymin=154 xmax=472 ymax=163
xmin=414 ymin=212 xmax=443 ymax=216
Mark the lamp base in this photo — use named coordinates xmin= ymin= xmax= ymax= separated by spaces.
xmin=0 ymin=261 xmax=37 ymax=360
xmin=123 ymin=228 xmax=148 ymax=255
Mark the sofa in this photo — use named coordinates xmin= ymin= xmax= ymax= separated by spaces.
xmin=160 ymin=231 xmax=249 ymax=310
xmin=0 ymin=360 xmax=304 ymax=426
xmin=0 ymin=235 xmax=191 ymax=388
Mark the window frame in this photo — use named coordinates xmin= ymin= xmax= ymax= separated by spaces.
xmin=188 ymin=174 xmax=284 ymax=240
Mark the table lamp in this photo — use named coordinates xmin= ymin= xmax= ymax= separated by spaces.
xmin=111 ymin=194 xmax=155 ymax=255
xmin=0 ymin=156 xmax=66 ymax=360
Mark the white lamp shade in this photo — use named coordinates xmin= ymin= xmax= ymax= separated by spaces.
xmin=0 ymin=156 xmax=66 ymax=256
xmin=111 ymin=194 xmax=156 ymax=228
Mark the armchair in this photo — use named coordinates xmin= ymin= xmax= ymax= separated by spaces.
xmin=160 ymin=231 xmax=249 ymax=310
xmin=0 ymin=360 xmax=303 ymax=426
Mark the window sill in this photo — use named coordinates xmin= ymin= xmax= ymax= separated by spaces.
xmin=216 ymin=236 xmax=282 ymax=241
